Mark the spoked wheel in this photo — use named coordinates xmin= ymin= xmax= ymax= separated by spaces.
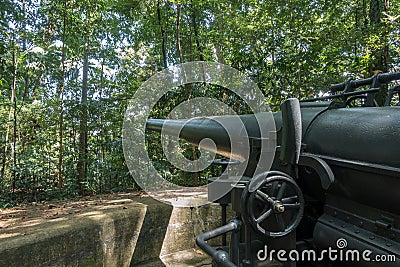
xmin=242 ymin=171 xmax=304 ymax=237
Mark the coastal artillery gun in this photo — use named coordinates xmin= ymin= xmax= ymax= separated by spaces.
xmin=146 ymin=72 xmax=400 ymax=266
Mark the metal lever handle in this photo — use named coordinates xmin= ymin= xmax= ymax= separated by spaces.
xmin=195 ymin=219 xmax=242 ymax=267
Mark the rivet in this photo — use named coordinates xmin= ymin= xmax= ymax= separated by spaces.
xmin=346 ymin=216 xmax=350 ymax=222
xmin=333 ymin=211 xmax=337 ymax=217
xmin=355 ymin=230 xmax=360 ymax=234
xmin=386 ymin=243 xmax=392 ymax=247
xmin=369 ymin=236 xmax=375 ymax=240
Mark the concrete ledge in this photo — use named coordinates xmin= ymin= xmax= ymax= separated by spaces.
xmin=0 ymin=197 xmax=228 ymax=266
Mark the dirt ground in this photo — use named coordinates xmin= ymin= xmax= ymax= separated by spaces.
xmin=0 ymin=192 xmax=148 ymax=239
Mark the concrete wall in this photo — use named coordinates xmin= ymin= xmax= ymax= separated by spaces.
xmin=0 ymin=197 xmax=230 ymax=267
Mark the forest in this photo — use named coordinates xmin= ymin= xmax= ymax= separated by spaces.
xmin=0 ymin=0 xmax=399 ymax=206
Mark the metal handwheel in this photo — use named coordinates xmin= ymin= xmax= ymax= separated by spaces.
xmin=241 ymin=171 xmax=304 ymax=237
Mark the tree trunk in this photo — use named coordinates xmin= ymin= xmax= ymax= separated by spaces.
xmin=214 ymin=43 xmax=224 ymax=64
xmin=1 ymin=40 xmax=18 ymax=183
xmin=98 ymin=56 xmax=105 ymax=193
xmin=57 ymin=0 xmax=67 ymax=188
xmin=176 ymin=4 xmax=200 ymax=185
xmin=12 ymin=72 xmax=17 ymax=194
xmin=368 ymin=0 xmax=389 ymax=73
xmin=22 ymin=0 xmax=29 ymax=101
xmin=176 ymin=4 xmax=184 ymax=64
xmin=362 ymin=0 xmax=368 ymax=28
xmin=190 ymin=3 xmax=204 ymax=61
xmin=369 ymin=0 xmax=390 ymax=105
xmin=157 ymin=0 xmax=167 ymax=68
xmin=77 ymin=40 xmax=89 ymax=194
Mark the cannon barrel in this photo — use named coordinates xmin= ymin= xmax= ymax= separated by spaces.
xmin=146 ymin=114 xmax=271 ymax=162
xmin=147 ymin=105 xmax=400 ymax=169
xmin=147 ymin=105 xmax=400 ymax=211
xmin=147 ymin=117 xmax=235 ymax=160
xmin=147 ymin=102 xmax=400 ymax=208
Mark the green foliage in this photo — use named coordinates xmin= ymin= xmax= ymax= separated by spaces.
xmin=0 ymin=0 xmax=399 ymax=205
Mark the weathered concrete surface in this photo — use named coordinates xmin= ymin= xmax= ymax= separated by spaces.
xmin=0 ymin=197 xmax=230 ymax=266
xmin=139 ymin=249 xmax=212 ymax=267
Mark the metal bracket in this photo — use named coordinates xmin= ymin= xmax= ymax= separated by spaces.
xmin=298 ymin=153 xmax=335 ymax=190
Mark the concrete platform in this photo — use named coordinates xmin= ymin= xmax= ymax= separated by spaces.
xmin=138 ymin=249 xmax=212 ymax=267
xmin=0 ymin=196 xmax=228 ymax=266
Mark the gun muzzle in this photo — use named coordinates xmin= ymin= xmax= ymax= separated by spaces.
xmin=146 ymin=113 xmax=274 ymax=162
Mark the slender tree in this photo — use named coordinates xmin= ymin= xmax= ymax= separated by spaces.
xmin=57 ymin=0 xmax=67 ymax=188
xmin=77 ymin=38 xmax=89 ymax=194
xmin=157 ymin=0 xmax=168 ymax=68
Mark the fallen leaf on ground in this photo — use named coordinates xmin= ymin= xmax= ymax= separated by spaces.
xmin=193 ymin=249 xmax=204 ymax=255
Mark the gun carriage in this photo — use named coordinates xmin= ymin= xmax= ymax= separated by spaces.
xmin=146 ymin=72 xmax=400 ymax=266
